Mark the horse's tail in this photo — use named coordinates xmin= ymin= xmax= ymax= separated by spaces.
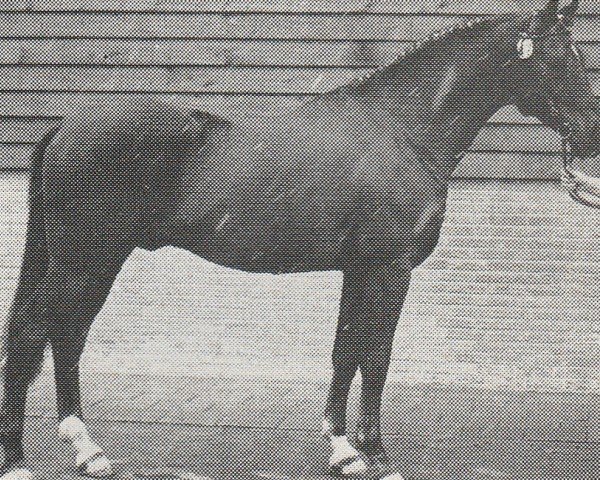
xmin=0 ymin=125 xmax=61 ymax=377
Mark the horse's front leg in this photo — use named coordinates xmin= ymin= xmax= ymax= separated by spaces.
xmin=323 ymin=264 xmax=408 ymax=477
xmin=352 ymin=262 xmax=409 ymax=478
xmin=323 ymin=269 xmax=367 ymax=476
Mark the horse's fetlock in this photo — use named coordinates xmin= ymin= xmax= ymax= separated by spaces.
xmin=328 ymin=435 xmax=362 ymax=469
xmin=58 ymin=415 xmax=87 ymax=443
xmin=356 ymin=416 xmax=384 ymax=455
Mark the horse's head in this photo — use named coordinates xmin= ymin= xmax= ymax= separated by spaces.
xmin=511 ymin=0 xmax=598 ymax=158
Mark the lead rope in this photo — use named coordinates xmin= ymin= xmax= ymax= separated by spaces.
xmin=562 ymin=131 xmax=600 ymax=208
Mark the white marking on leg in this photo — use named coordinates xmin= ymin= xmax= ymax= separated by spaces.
xmin=0 ymin=468 xmax=34 ymax=480
xmin=329 ymin=436 xmax=368 ymax=475
xmin=58 ymin=416 xmax=112 ymax=477
xmin=323 ymin=419 xmax=368 ymax=476
xmin=380 ymin=474 xmax=405 ymax=480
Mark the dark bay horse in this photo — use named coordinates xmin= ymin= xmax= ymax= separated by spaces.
xmin=1 ymin=1 xmax=599 ymax=479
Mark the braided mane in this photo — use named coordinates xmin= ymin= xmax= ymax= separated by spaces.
xmin=341 ymin=15 xmax=504 ymax=90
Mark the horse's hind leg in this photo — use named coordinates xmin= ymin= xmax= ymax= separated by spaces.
xmin=0 ymin=245 xmax=131 ymax=480
xmin=2 ymin=145 xmax=141 ymax=478
xmin=0 ymin=129 xmax=55 ymax=480
xmin=48 ymin=246 xmax=132 ymax=477
xmin=0 ymin=296 xmax=50 ymax=480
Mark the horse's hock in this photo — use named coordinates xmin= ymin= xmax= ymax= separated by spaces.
xmin=0 ymin=1 xmax=599 ymax=395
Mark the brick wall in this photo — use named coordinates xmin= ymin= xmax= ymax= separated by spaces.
xmin=2 ymin=173 xmax=599 ymax=394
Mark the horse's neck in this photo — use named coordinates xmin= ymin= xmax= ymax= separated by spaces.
xmin=345 ymin=17 xmax=518 ymax=182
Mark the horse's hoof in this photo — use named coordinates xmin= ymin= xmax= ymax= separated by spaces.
xmin=328 ymin=455 xmax=369 ymax=477
xmin=79 ymin=453 xmax=113 ymax=478
xmin=379 ymin=473 xmax=405 ymax=480
xmin=0 ymin=468 xmax=34 ymax=480
xmin=328 ymin=435 xmax=369 ymax=478
xmin=367 ymin=451 xmax=388 ymax=472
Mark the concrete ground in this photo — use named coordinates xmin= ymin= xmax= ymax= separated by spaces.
xmin=18 ymin=372 xmax=600 ymax=479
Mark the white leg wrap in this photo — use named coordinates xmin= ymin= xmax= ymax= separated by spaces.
xmin=380 ymin=474 xmax=405 ymax=480
xmin=328 ymin=435 xmax=368 ymax=476
xmin=58 ymin=416 xmax=112 ymax=477
xmin=323 ymin=419 xmax=369 ymax=476
xmin=330 ymin=435 xmax=358 ymax=465
xmin=0 ymin=469 xmax=34 ymax=480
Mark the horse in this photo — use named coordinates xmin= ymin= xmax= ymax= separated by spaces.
xmin=0 ymin=1 xmax=598 ymax=479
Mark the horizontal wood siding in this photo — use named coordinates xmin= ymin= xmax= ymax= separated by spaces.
xmin=0 ymin=0 xmax=598 ymax=177
xmin=1 ymin=2 xmax=600 ymax=395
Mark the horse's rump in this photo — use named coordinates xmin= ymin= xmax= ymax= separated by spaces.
xmin=39 ymin=100 xmax=227 ymax=248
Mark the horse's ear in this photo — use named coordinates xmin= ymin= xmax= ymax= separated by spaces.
xmin=542 ymin=0 xmax=560 ymax=14
xmin=529 ymin=0 xmax=560 ymax=34
xmin=559 ymin=0 xmax=579 ymax=24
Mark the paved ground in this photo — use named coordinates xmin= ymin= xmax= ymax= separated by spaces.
xmin=17 ymin=372 xmax=600 ymax=479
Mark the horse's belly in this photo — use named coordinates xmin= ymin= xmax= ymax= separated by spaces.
xmin=197 ymin=214 xmax=347 ymax=274
xmin=169 ymin=189 xmax=350 ymax=273
xmin=200 ymin=240 xmax=343 ymax=274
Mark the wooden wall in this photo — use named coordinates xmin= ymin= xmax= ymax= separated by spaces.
xmin=0 ymin=0 xmax=598 ymax=178
xmin=2 ymin=2 xmax=600 ymax=394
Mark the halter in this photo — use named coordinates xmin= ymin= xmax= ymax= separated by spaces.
xmin=517 ymin=13 xmax=573 ymax=59
xmin=517 ymin=14 xmax=600 ymax=208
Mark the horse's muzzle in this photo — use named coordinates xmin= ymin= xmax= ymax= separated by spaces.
xmin=569 ymin=123 xmax=600 ymax=159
